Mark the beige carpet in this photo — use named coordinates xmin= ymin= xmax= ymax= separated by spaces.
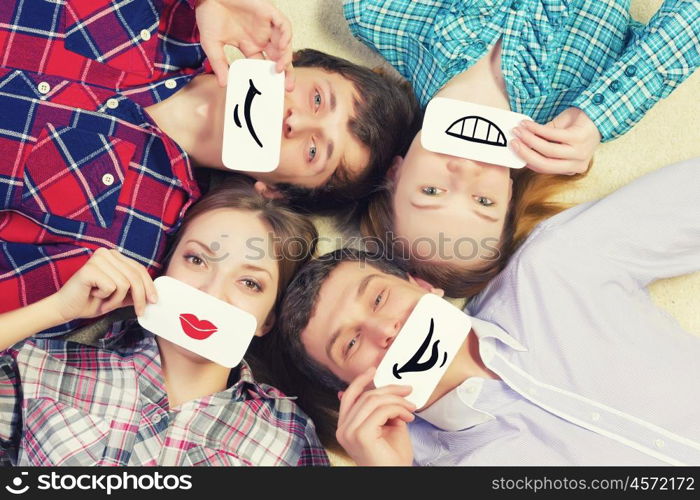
xmin=257 ymin=0 xmax=700 ymax=465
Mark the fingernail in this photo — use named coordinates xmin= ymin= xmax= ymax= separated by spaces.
xmin=511 ymin=139 xmax=520 ymax=150
xmin=512 ymin=127 xmax=521 ymax=137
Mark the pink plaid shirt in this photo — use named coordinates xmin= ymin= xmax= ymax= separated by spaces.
xmin=0 ymin=321 xmax=330 ymax=466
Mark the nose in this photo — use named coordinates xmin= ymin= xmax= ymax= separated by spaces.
xmin=364 ymin=315 xmax=402 ymax=349
xmin=446 ymin=157 xmax=482 ymax=174
xmin=197 ymin=277 xmax=228 ymax=304
xmin=283 ymin=108 xmax=318 ymax=139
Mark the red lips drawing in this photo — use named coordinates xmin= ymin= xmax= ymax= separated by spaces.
xmin=179 ymin=313 xmax=218 ymax=340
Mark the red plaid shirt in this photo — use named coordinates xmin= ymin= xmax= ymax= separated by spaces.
xmin=0 ymin=321 xmax=330 ymax=466
xmin=0 ymin=0 xmax=205 ymax=334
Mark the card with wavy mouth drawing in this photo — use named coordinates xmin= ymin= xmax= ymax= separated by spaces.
xmin=222 ymin=59 xmax=285 ymax=172
xmin=421 ymin=97 xmax=533 ymax=169
xmin=137 ymin=276 xmax=258 ymax=368
xmin=374 ymin=293 xmax=472 ymax=408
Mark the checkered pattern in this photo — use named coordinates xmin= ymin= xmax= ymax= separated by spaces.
xmin=344 ymin=0 xmax=700 ymax=141
xmin=0 ymin=322 xmax=330 ymax=466
xmin=0 ymin=0 xmax=206 ymax=334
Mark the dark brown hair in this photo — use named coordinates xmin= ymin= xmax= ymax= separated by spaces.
xmin=275 ymin=49 xmax=422 ymax=213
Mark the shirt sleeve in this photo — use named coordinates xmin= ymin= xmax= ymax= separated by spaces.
xmin=0 ymin=348 xmax=22 ymax=466
xmin=296 ymin=421 xmax=331 ymax=466
xmin=572 ymin=0 xmax=700 ymax=142
xmin=535 ymin=156 xmax=700 ymax=288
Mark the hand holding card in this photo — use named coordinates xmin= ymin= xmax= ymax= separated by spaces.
xmin=138 ymin=276 xmax=257 ymax=368
xmin=374 ymin=293 xmax=472 ymax=408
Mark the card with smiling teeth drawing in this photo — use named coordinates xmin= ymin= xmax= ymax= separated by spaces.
xmin=422 ymin=97 xmax=533 ymax=169
xmin=137 ymin=276 xmax=258 ymax=368
xmin=222 ymin=59 xmax=285 ymax=172
xmin=374 ymin=293 xmax=472 ymax=408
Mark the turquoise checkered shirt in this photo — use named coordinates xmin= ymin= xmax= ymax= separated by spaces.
xmin=344 ymin=0 xmax=699 ymax=142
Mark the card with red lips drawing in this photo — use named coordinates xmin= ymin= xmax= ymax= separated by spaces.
xmin=422 ymin=97 xmax=533 ymax=169
xmin=137 ymin=276 xmax=258 ymax=368
xmin=222 ymin=59 xmax=285 ymax=172
xmin=374 ymin=293 xmax=472 ymax=409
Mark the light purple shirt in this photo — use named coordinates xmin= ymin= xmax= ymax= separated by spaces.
xmin=411 ymin=157 xmax=700 ymax=465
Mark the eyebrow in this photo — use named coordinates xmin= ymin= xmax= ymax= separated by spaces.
xmin=324 ymin=273 xmax=380 ymax=361
xmin=187 ymin=239 xmax=215 ymax=255
xmin=186 ymin=240 xmax=273 ymax=278
xmin=409 ymin=201 xmax=500 ymax=223
xmin=326 ymin=83 xmax=336 ymax=162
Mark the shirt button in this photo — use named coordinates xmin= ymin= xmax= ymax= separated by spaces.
xmin=552 ymin=17 xmax=562 ymax=28
xmin=655 ymin=439 xmax=665 ymax=449
xmin=625 ymin=65 xmax=637 ymax=77
xmin=102 ymin=173 xmax=115 ymax=186
xmin=473 ymin=40 xmax=486 ymax=51
xmin=153 ymin=413 xmax=162 ymax=424
xmin=592 ymin=93 xmax=605 ymax=105
xmin=106 ymin=98 xmax=119 ymax=109
xmin=165 ymin=79 xmax=177 ymax=90
xmin=38 ymin=81 xmax=51 ymax=94
xmin=591 ymin=412 xmax=601 ymax=422
xmin=609 ymin=80 xmax=620 ymax=92
xmin=140 ymin=29 xmax=152 ymax=42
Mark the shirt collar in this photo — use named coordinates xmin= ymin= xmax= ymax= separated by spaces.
xmin=415 ymin=315 xmax=524 ymax=431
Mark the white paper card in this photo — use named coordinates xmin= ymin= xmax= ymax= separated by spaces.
xmin=222 ymin=59 xmax=284 ymax=172
xmin=137 ymin=276 xmax=258 ymax=368
xmin=422 ymin=97 xmax=532 ymax=169
xmin=374 ymin=293 xmax=471 ymax=408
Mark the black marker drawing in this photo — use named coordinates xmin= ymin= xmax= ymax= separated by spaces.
xmin=446 ymin=115 xmax=507 ymax=147
xmin=392 ymin=318 xmax=448 ymax=379
xmin=233 ymin=79 xmax=263 ymax=148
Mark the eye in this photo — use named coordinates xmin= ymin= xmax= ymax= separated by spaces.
xmin=345 ymin=335 xmax=358 ymax=357
xmin=373 ymin=291 xmax=384 ymax=310
xmin=474 ymin=195 xmax=495 ymax=207
xmin=313 ymin=90 xmax=322 ymax=110
xmin=185 ymin=254 xmax=205 ymax=266
xmin=421 ymin=186 xmax=445 ymax=196
xmin=308 ymin=141 xmax=317 ymax=162
xmin=241 ymin=278 xmax=262 ymax=292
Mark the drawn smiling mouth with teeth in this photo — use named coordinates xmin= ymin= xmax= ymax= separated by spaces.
xmin=445 ymin=115 xmax=508 ymax=147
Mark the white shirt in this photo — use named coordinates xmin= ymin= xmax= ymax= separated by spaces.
xmin=411 ymin=157 xmax=700 ymax=465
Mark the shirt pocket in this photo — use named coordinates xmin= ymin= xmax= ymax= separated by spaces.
xmin=21 ymin=397 xmax=109 ymax=466
xmin=183 ymin=445 xmax=254 ymax=466
xmin=62 ymin=0 xmax=159 ymax=77
xmin=20 ymin=124 xmax=136 ymax=229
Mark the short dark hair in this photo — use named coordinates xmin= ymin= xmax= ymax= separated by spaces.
xmin=274 ymin=247 xmax=408 ymax=392
xmin=279 ymin=49 xmax=421 ymax=213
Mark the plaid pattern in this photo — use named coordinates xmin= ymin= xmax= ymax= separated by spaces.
xmin=344 ymin=0 xmax=700 ymax=141
xmin=0 ymin=0 xmax=206 ymax=334
xmin=0 ymin=321 xmax=330 ymax=466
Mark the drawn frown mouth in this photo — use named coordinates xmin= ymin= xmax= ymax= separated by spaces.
xmin=392 ymin=318 xmax=448 ymax=379
xmin=233 ymin=79 xmax=264 ymax=148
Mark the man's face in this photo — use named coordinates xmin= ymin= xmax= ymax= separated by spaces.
xmin=251 ymin=67 xmax=370 ymax=189
xmin=301 ymin=261 xmax=439 ymax=384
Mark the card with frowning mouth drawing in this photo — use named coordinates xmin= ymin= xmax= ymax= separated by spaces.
xmin=374 ymin=293 xmax=472 ymax=409
xmin=422 ymin=97 xmax=533 ymax=169
xmin=137 ymin=276 xmax=258 ymax=368
xmin=222 ymin=59 xmax=285 ymax=172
